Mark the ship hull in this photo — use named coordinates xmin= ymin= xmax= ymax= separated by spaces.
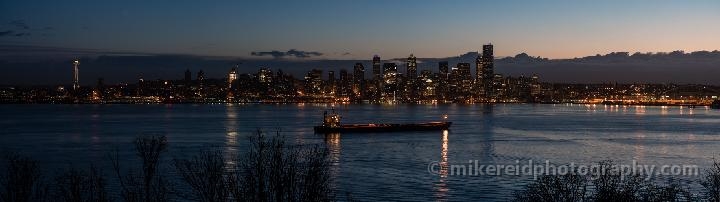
xmin=314 ymin=122 xmax=452 ymax=133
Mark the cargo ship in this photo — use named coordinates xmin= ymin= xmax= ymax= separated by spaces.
xmin=313 ymin=109 xmax=452 ymax=133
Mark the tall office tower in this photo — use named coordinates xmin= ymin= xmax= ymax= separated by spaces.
xmin=457 ymin=63 xmax=473 ymax=97
xmin=439 ymin=61 xmax=449 ymax=79
xmin=406 ymin=54 xmax=417 ymax=80
xmin=228 ymin=65 xmax=238 ymax=89
xmin=457 ymin=63 xmax=471 ymax=80
xmin=352 ymin=63 xmax=365 ymax=98
xmin=184 ymin=69 xmax=192 ymax=83
xmin=72 ymin=59 xmax=80 ymax=91
xmin=372 ymin=55 xmax=381 ymax=79
xmin=481 ymin=44 xmax=494 ymax=98
xmin=419 ymin=70 xmax=435 ymax=99
xmin=328 ymin=70 xmax=336 ymax=95
xmin=406 ymin=54 xmax=418 ymax=102
xmin=196 ymin=70 xmax=205 ymax=97
xmin=438 ymin=61 xmax=449 ymax=101
xmin=371 ymin=55 xmax=382 ymax=102
xmin=382 ymin=63 xmax=398 ymax=101
xmin=475 ymin=54 xmax=482 ymax=81
xmin=258 ymin=68 xmax=273 ymax=83
xmin=339 ymin=69 xmax=349 ymax=97
xmin=197 ymin=70 xmax=205 ymax=82
xmin=474 ymin=53 xmax=484 ymax=97
xmin=304 ymin=69 xmax=323 ymax=96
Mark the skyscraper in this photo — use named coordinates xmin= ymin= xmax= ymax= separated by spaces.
xmin=371 ymin=55 xmax=382 ymax=102
xmin=475 ymin=53 xmax=482 ymax=81
xmin=383 ymin=63 xmax=398 ymax=84
xmin=72 ymin=59 xmax=79 ymax=91
xmin=457 ymin=63 xmax=472 ymax=97
xmin=438 ymin=61 xmax=449 ymax=101
xmin=481 ymin=44 xmax=494 ymax=98
xmin=439 ymin=61 xmax=449 ymax=79
xmin=352 ymin=63 xmax=365 ymax=99
xmin=372 ymin=55 xmax=381 ymax=79
xmin=339 ymin=69 xmax=349 ymax=98
xmin=406 ymin=54 xmax=418 ymax=102
xmin=328 ymin=70 xmax=336 ymax=95
xmin=383 ymin=63 xmax=398 ymax=101
xmin=406 ymin=54 xmax=417 ymax=80
xmin=304 ymin=69 xmax=323 ymax=97
xmin=228 ymin=65 xmax=238 ymax=89
xmin=184 ymin=69 xmax=192 ymax=83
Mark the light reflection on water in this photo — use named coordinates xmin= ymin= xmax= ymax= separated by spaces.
xmin=434 ymin=130 xmax=449 ymax=200
xmin=1 ymin=104 xmax=720 ymax=201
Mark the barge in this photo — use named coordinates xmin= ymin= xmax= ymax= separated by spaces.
xmin=313 ymin=109 xmax=452 ymax=133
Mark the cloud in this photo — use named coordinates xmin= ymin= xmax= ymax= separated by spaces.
xmin=0 ymin=30 xmax=30 ymax=37
xmin=251 ymin=49 xmax=323 ymax=58
xmin=0 ymin=20 xmax=33 ymax=37
xmin=9 ymin=20 xmax=29 ymax=30
xmin=342 ymin=52 xmax=351 ymax=56
xmin=0 ymin=30 xmax=13 ymax=36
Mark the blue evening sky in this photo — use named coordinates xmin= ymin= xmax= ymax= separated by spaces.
xmin=1 ymin=0 xmax=718 ymax=59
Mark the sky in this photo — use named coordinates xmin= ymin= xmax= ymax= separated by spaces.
xmin=1 ymin=0 xmax=719 ymax=60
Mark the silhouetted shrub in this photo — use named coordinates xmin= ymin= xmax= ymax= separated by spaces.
xmin=640 ymin=180 xmax=693 ymax=201
xmin=53 ymin=166 xmax=110 ymax=202
xmin=110 ymin=135 xmax=170 ymax=202
xmin=702 ymin=159 xmax=720 ymax=202
xmin=0 ymin=153 xmax=47 ymax=202
xmin=229 ymin=130 xmax=333 ymax=201
xmin=173 ymin=150 xmax=229 ymax=202
xmin=514 ymin=161 xmax=695 ymax=202
xmin=590 ymin=160 xmax=644 ymax=201
xmin=514 ymin=171 xmax=587 ymax=202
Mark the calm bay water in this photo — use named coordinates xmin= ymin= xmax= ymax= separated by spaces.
xmin=2 ymin=104 xmax=720 ymax=201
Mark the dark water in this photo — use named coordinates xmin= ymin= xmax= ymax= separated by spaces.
xmin=2 ymin=104 xmax=720 ymax=201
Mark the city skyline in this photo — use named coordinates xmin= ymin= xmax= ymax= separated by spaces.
xmin=2 ymin=43 xmax=719 ymax=106
xmin=1 ymin=1 xmax=719 ymax=59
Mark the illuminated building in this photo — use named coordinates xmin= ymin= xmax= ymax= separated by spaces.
xmin=257 ymin=68 xmax=273 ymax=83
xmin=197 ymin=70 xmax=205 ymax=82
xmin=383 ymin=63 xmax=398 ymax=101
xmin=352 ymin=63 xmax=365 ymax=99
xmin=72 ymin=59 xmax=80 ymax=91
xmin=328 ymin=70 xmax=336 ymax=95
xmin=405 ymin=54 xmax=418 ymax=102
xmin=456 ymin=63 xmax=472 ymax=99
xmin=371 ymin=55 xmax=382 ymax=102
xmin=406 ymin=54 xmax=417 ymax=80
xmin=481 ymin=44 xmax=494 ymax=98
xmin=531 ymin=74 xmax=541 ymax=96
xmin=372 ymin=55 xmax=381 ymax=79
xmin=228 ymin=65 xmax=238 ymax=89
xmin=419 ymin=69 xmax=436 ymax=100
xmin=339 ymin=69 xmax=350 ymax=98
xmin=437 ymin=61 xmax=449 ymax=101
xmin=304 ymin=69 xmax=323 ymax=97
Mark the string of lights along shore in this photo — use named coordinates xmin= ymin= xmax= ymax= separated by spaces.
xmin=2 ymin=43 xmax=718 ymax=105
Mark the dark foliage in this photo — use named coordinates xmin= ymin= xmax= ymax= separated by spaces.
xmin=0 ymin=153 xmax=47 ymax=202
xmin=515 ymin=161 xmax=696 ymax=202
xmin=515 ymin=172 xmax=587 ymax=202
xmin=229 ymin=130 xmax=333 ymax=202
xmin=701 ymin=159 xmax=720 ymax=202
xmin=173 ymin=150 xmax=229 ymax=202
xmin=53 ymin=166 xmax=110 ymax=202
xmin=110 ymin=135 xmax=170 ymax=202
